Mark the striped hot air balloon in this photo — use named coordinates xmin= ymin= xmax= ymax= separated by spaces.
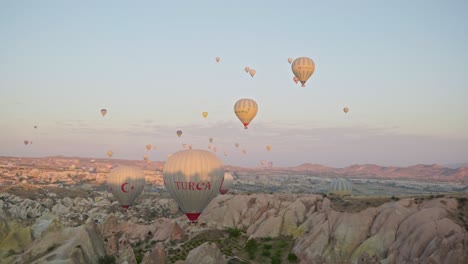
xmin=107 ymin=166 xmax=146 ymax=209
xmin=219 ymin=172 xmax=233 ymax=195
xmin=328 ymin=178 xmax=352 ymax=196
xmin=234 ymin=98 xmax=258 ymax=129
xmin=291 ymin=57 xmax=315 ymax=87
xmin=163 ymin=149 xmax=224 ymax=223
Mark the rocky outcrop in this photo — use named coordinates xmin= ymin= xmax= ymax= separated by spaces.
xmin=185 ymin=242 xmax=226 ymax=264
xmin=141 ymin=242 xmax=165 ymax=264
xmin=200 ymin=194 xmax=468 ymax=264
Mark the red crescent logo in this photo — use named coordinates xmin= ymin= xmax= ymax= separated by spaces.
xmin=121 ymin=182 xmax=129 ymax=193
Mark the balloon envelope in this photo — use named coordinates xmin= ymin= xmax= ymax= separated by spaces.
xmin=235 ymin=143 xmax=239 ymax=148
xmin=266 ymin=145 xmax=272 ymax=151
xmin=107 ymin=166 xmax=146 ymax=208
xmin=343 ymin=107 xmax=349 ymax=113
xmin=288 ymin=58 xmax=293 ymax=64
xmin=202 ymin=112 xmax=208 ymax=119
xmin=176 ymin=130 xmax=183 ymax=138
xmin=146 ymin=144 xmax=151 ymax=151
xmin=100 ymin=109 xmax=107 ymax=117
xmin=24 ymin=140 xmax=29 ymax=145
xmin=291 ymin=57 xmax=315 ymax=87
xmin=293 ymin=76 xmax=299 ymax=84
xmin=107 ymin=150 xmax=113 ymax=158
xmin=216 ymin=57 xmax=220 ymax=63
xmin=163 ymin=149 xmax=224 ymax=222
xmin=209 ymin=138 xmax=214 ymax=143
xmin=244 ymin=66 xmax=250 ymax=73
xmin=234 ymin=98 xmax=258 ymax=129
xmin=219 ymin=172 xmax=233 ymax=195
xmin=249 ymin=69 xmax=256 ymax=77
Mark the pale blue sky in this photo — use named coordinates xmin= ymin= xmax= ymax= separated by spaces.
xmin=1 ymin=1 xmax=467 ymax=167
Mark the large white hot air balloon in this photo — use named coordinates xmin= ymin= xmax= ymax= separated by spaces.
xmin=234 ymin=98 xmax=258 ymax=129
xmin=107 ymin=166 xmax=145 ymax=209
xmin=219 ymin=172 xmax=233 ymax=195
xmin=163 ymin=149 xmax=224 ymax=222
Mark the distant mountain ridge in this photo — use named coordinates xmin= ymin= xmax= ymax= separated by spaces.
xmin=1 ymin=156 xmax=467 ymax=183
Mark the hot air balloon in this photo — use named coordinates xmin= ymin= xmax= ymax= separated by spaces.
xmin=34 ymin=126 xmax=37 ymax=129
xmin=292 ymin=57 xmax=315 ymax=87
xmin=209 ymin=138 xmax=214 ymax=143
xmin=266 ymin=145 xmax=272 ymax=152
xmin=343 ymin=107 xmax=349 ymax=114
xmin=153 ymin=146 xmax=157 ymax=150
xmin=244 ymin=66 xmax=250 ymax=73
xmin=182 ymin=144 xmax=187 ymax=149
xmin=224 ymin=152 xmax=228 ymax=157
xmin=213 ymin=147 xmax=217 ymax=152
xmin=328 ymin=178 xmax=352 ymax=196
xmin=188 ymin=145 xmax=192 ymax=150
xmin=100 ymin=109 xmax=107 ymax=117
xmin=208 ymin=144 xmax=212 ymax=149
xmin=216 ymin=57 xmax=220 ymax=63
xmin=219 ymin=172 xmax=233 ymax=195
xmin=268 ymin=161 xmax=273 ymax=168
xmin=293 ymin=76 xmax=299 ymax=84
xmin=202 ymin=112 xmax=208 ymax=119
xmin=107 ymin=150 xmax=113 ymax=158
xmin=249 ymin=69 xmax=256 ymax=77
xmin=163 ymin=149 xmax=224 ymax=222
xmin=176 ymin=130 xmax=183 ymax=138
xmin=146 ymin=144 xmax=152 ymax=151
xmin=143 ymin=154 xmax=148 ymax=161
xmin=107 ymin=166 xmax=145 ymax=209
xmin=260 ymin=160 xmax=266 ymax=166
xmin=288 ymin=58 xmax=293 ymax=64
xmin=24 ymin=140 xmax=29 ymax=145
xmin=234 ymin=98 xmax=258 ymax=129
xmin=242 ymin=149 xmax=247 ymax=155
xmin=235 ymin=143 xmax=239 ymax=148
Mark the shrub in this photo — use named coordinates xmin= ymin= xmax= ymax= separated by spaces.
xmin=98 ymin=255 xmax=116 ymax=264
xmin=391 ymin=196 xmax=400 ymax=201
xmin=264 ymin=244 xmax=273 ymax=250
xmin=288 ymin=252 xmax=298 ymax=262
xmin=245 ymin=239 xmax=258 ymax=259
xmin=271 ymin=255 xmax=281 ymax=264
xmin=262 ymin=250 xmax=271 ymax=257
xmin=227 ymin=227 xmax=242 ymax=238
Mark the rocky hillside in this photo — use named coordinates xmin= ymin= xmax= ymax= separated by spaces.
xmin=0 ymin=186 xmax=467 ymax=263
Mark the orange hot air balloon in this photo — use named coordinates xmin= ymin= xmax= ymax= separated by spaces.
xmin=216 ymin=57 xmax=220 ymax=63
xmin=293 ymin=76 xmax=299 ymax=84
xmin=176 ymin=130 xmax=183 ymax=138
xmin=292 ymin=57 xmax=315 ymax=87
xmin=343 ymin=107 xmax=349 ymax=114
xmin=234 ymin=98 xmax=258 ymax=129
xmin=146 ymin=144 xmax=151 ymax=151
xmin=244 ymin=66 xmax=250 ymax=73
xmin=202 ymin=112 xmax=208 ymax=119
xmin=100 ymin=109 xmax=107 ymax=117
xmin=249 ymin=69 xmax=256 ymax=77
xmin=107 ymin=150 xmax=113 ymax=158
